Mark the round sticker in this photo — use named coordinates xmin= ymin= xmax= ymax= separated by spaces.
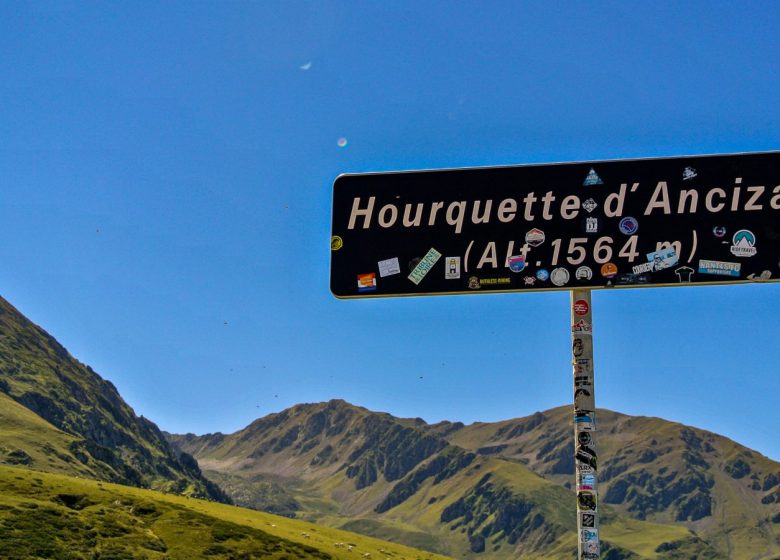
xmin=508 ymin=255 xmax=526 ymax=273
xmin=573 ymin=299 xmax=589 ymax=316
xmin=600 ymin=262 xmax=618 ymax=278
xmin=575 ymin=266 xmax=593 ymax=281
xmin=619 ymin=217 xmax=639 ymax=235
xmin=551 ymin=267 xmax=570 ymax=286
xmin=713 ymin=226 xmax=727 ymax=238
xmin=330 ymin=236 xmax=343 ymax=251
xmin=536 ymin=269 xmax=550 ymax=282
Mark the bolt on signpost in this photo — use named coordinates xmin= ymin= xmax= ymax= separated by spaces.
xmin=330 ymin=152 xmax=780 ymax=559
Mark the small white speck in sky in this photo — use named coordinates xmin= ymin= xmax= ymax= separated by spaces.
xmin=337 ymin=137 xmax=348 ymax=148
xmin=300 ymin=62 xmax=312 ymax=70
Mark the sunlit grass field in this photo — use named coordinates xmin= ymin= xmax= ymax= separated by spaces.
xmin=0 ymin=464 xmax=453 ymax=560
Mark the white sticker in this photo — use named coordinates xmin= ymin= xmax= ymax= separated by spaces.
xmin=378 ymin=257 xmax=401 ymax=278
xmin=445 ymin=256 xmax=461 ymax=279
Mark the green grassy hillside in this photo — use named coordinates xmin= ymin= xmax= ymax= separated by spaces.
xmin=0 ymin=391 xmax=101 ymax=478
xmin=0 ymin=295 xmax=226 ymax=501
xmin=0 ymin=464 xmax=453 ymax=560
xmin=449 ymin=406 xmax=780 ymax=559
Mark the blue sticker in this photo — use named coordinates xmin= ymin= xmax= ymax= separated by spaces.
xmin=536 ymin=269 xmax=550 ymax=282
xmin=583 ymin=168 xmax=603 ymax=186
xmin=730 ymin=229 xmax=757 ymax=257
xmin=575 ymin=411 xmax=594 ymax=423
xmin=698 ymin=259 xmax=740 ymax=277
xmin=618 ymin=217 xmax=638 ymax=235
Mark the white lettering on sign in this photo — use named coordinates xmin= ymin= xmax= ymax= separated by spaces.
xmin=345 ymin=178 xmax=776 ymax=235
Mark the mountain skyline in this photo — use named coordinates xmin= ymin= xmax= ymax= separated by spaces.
xmin=2 ymin=287 xmax=779 ymax=558
xmin=1 ymin=3 xmax=778 ymax=467
xmin=169 ymin=398 xmax=780 ymax=559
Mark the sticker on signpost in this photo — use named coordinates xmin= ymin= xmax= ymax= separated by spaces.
xmin=577 ymin=491 xmax=597 ymax=511
xmin=581 ymin=529 xmax=598 ymax=543
xmin=580 ymin=512 xmax=596 ymax=528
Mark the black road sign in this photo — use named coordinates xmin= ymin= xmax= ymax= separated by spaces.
xmin=330 ymin=152 xmax=780 ymax=298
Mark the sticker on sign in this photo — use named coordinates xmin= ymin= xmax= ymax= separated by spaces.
xmin=408 ymin=248 xmax=442 ymax=285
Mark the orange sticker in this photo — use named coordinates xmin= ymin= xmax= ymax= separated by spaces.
xmin=600 ymin=263 xmax=617 ymax=278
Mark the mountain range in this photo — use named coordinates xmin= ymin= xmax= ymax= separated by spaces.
xmin=1 ymin=292 xmax=780 ymax=559
xmin=169 ymin=400 xmax=780 ymax=559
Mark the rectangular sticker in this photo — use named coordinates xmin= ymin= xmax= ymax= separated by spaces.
xmin=581 ymin=529 xmax=599 ymax=543
xmin=698 ymin=259 xmax=741 ymax=277
xmin=408 ymin=248 xmax=442 ymax=285
xmin=643 ymin=247 xmax=679 ymax=272
xmin=378 ymin=257 xmax=401 ymax=277
xmin=357 ymin=273 xmax=377 ymax=292
xmin=444 ymin=256 xmax=461 ymax=279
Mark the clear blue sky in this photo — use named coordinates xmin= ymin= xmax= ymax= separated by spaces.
xmin=1 ymin=3 xmax=778 ymax=460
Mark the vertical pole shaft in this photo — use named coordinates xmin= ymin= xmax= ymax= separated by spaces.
xmin=571 ymin=289 xmax=599 ymax=559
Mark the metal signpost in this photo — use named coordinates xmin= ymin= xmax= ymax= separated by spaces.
xmin=330 ymin=151 xmax=780 ymax=559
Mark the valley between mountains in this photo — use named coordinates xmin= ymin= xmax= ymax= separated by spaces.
xmin=1 ymin=293 xmax=779 ymax=559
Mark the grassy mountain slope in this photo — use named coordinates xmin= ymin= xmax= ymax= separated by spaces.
xmin=0 ymin=295 xmax=227 ymax=502
xmin=170 ymin=400 xmax=728 ymax=559
xmin=0 ymin=464 xmax=451 ymax=560
xmin=448 ymin=406 xmax=780 ymax=559
xmin=0 ymin=391 xmax=101 ymax=478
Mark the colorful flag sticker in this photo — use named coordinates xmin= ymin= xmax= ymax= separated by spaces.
xmin=357 ymin=273 xmax=377 ymax=292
